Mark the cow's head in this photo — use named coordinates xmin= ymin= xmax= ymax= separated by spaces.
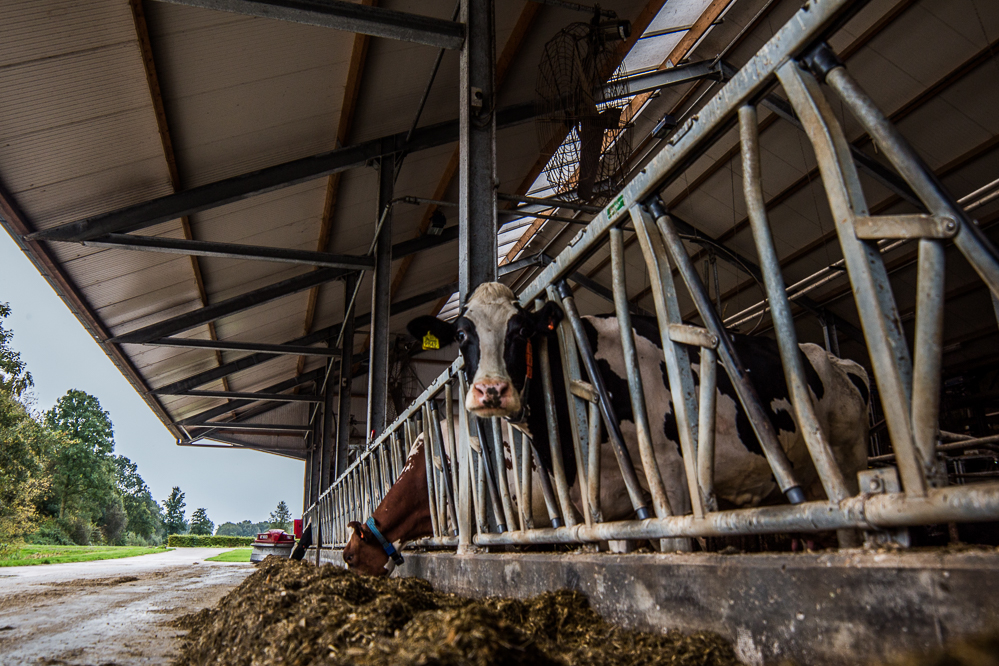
xmin=408 ymin=282 xmax=563 ymax=418
xmin=342 ymin=520 xmax=392 ymax=576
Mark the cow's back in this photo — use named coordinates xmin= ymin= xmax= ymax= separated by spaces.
xmin=580 ymin=315 xmax=870 ymax=518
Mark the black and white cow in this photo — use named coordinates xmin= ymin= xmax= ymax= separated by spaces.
xmin=408 ymin=282 xmax=871 ymax=523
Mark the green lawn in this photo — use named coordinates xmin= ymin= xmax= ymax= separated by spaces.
xmin=205 ymin=548 xmax=253 ymax=562
xmin=0 ymin=544 xmax=170 ymax=567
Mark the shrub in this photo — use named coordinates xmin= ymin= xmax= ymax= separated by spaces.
xmin=167 ymin=534 xmax=255 ymax=547
xmin=25 ymin=521 xmax=74 ymax=545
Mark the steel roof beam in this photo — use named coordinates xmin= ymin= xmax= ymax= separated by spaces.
xmin=83 ymin=234 xmax=375 ymax=270
xmin=143 ymin=338 xmax=341 ymax=356
xmin=156 ymin=281 xmax=458 ymax=395
xmin=166 ymin=368 xmax=322 ymax=423
xmin=156 ymin=0 xmax=465 ymax=49
xmin=110 ymin=266 xmax=351 ymax=344
xmin=110 ymin=226 xmax=459 ymax=345
xmin=167 ymin=389 xmax=321 ymax=402
xmin=180 ymin=421 xmax=312 ymax=432
xmin=177 ymin=440 xmax=307 ymax=460
xmin=26 ymin=103 xmax=536 ymax=244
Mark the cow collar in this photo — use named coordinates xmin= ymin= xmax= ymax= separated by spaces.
xmin=364 ymin=517 xmax=404 ymax=567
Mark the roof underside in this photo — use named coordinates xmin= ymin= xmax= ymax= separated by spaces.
xmin=1 ymin=0 xmax=997 ymax=459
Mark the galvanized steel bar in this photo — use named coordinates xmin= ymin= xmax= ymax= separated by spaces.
xmin=422 ymin=404 xmax=441 ymax=538
xmin=696 ymin=347 xmax=718 ymax=512
xmin=430 ymin=400 xmax=459 ymax=534
xmin=739 ymin=104 xmax=851 ymax=503
xmin=456 ymin=371 xmax=475 ymax=547
xmin=586 ymin=401 xmax=602 ymax=523
xmin=537 ymin=328 xmax=578 ymax=527
xmin=532 ymin=436 xmax=563 ymax=528
xmin=777 ymin=60 xmax=926 ymax=497
xmin=491 ymin=417 xmax=518 ymax=529
xmin=609 ymin=228 xmax=674 ymax=520
xmin=503 ymin=421 xmax=525 ymax=530
xmin=552 ymin=304 xmax=593 ymax=526
xmin=513 ymin=428 xmax=534 ymax=529
xmin=472 ymin=483 xmax=999 ymax=545
xmin=472 ymin=417 xmax=507 ymax=532
xmin=553 ymin=281 xmax=651 ymax=520
xmin=629 ymin=205 xmax=705 ymax=518
xmin=651 ymin=200 xmax=805 ymax=505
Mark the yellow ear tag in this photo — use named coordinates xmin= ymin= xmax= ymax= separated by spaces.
xmin=422 ymin=332 xmax=440 ymax=350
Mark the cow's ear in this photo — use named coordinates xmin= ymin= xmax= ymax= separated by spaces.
xmin=533 ymin=301 xmax=564 ymax=334
xmin=407 ymin=315 xmax=456 ymax=349
xmin=348 ymin=521 xmax=365 ymax=540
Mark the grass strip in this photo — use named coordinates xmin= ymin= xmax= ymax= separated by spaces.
xmin=205 ymin=548 xmax=253 ymax=563
xmin=0 ymin=545 xmax=171 ymax=567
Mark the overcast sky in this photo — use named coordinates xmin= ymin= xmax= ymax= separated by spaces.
xmin=1 ymin=233 xmax=304 ymax=528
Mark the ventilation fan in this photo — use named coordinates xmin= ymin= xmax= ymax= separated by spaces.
xmin=536 ymin=14 xmax=632 ymax=206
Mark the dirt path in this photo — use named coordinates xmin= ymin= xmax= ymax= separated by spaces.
xmin=0 ymin=548 xmax=254 ymax=665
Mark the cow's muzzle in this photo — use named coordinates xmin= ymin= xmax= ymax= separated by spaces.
xmin=466 ymin=379 xmax=519 ymax=417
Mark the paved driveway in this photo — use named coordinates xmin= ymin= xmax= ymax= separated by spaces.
xmin=0 ymin=547 xmax=254 ymax=665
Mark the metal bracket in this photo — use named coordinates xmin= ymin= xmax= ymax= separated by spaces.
xmin=668 ymin=323 xmax=719 ymax=349
xmin=858 ymin=468 xmax=911 ymax=549
xmin=854 ymin=215 xmax=957 ymax=240
xmin=570 ymin=379 xmax=599 ymax=404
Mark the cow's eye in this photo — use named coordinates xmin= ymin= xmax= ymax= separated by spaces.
xmin=456 ymin=330 xmax=467 ymax=344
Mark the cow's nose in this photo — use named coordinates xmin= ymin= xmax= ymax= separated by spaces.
xmin=473 ymin=381 xmax=510 ymax=407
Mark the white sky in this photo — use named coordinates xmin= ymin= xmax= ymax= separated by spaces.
xmin=0 ymin=233 xmax=304 ymax=528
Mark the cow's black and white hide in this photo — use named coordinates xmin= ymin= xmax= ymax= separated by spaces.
xmin=408 ymin=282 xmax=870 ymax=528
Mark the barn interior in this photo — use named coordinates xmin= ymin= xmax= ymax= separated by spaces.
xmin=4 ymin=0 xmax=999 ymax=661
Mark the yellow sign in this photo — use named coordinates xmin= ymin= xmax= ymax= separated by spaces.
xmin=422 ymin=332 xmax=440 ymax=350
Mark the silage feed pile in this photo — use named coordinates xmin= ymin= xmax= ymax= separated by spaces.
xmin=174 ymin=558 xmax=741 ymax=666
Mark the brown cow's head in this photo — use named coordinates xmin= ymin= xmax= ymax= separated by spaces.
xmin=342 ymin=520 xmax=392 ymax=576
xmin=408 ymin=283 xmax=563 ymax=418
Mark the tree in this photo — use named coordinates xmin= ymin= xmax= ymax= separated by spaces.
xmin=216 ymin=520 xmax=271 ymax=537
xmin=189 ymin=508 xmax=213 ymax=536
xmin=112 ymin=456 xmax=161 ymax=539
xmin=100 ymin=495 xmax=128 ymax=544
xmin=0 ymin=392 xmax=55 ymax=552
xmin=44 ymin=390 xmax=117 ymax=521
xmin=269 ymin=501 xmax=292 ymax=531
xmin=163 ymin=487 xmax=187 ymax=535
xmin=0 ymin=302 xmax=32 ymax=399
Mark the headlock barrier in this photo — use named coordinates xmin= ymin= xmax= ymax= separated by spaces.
xmin=307 ymin=0 xmax=999 ymax=556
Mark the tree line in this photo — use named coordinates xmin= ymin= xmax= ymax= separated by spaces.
xmin=0 ymin=302 xmax=295 ymax=553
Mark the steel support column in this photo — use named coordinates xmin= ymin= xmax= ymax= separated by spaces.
xmin=367 ymin=154 xmax=395 ymax=441
xmin=303 ymin=432 xmax=314 ymax=509
xmin=321 ymin=357 xmax=336 ymax=492
xmin=458 ymin=0 xmax=497 ymax=304
xmin=309 ymin=414 xmax=322 ymax=505
xmin=336 ymin=273 xmax=357 ymax=477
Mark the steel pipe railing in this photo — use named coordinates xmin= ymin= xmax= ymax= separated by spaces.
xmin=304 ymin=0 xmax=999 ymax=559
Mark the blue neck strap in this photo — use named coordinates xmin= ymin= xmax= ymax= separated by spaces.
xmin=365 ymin=517 xmax=404 ymax=566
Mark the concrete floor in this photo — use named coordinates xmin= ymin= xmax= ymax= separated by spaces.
xmin=0 ymin=548 xmax=254 ymax=665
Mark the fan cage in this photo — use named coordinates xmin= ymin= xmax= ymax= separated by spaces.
xmin=536 ymin=22 xmax=632 ymax=206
